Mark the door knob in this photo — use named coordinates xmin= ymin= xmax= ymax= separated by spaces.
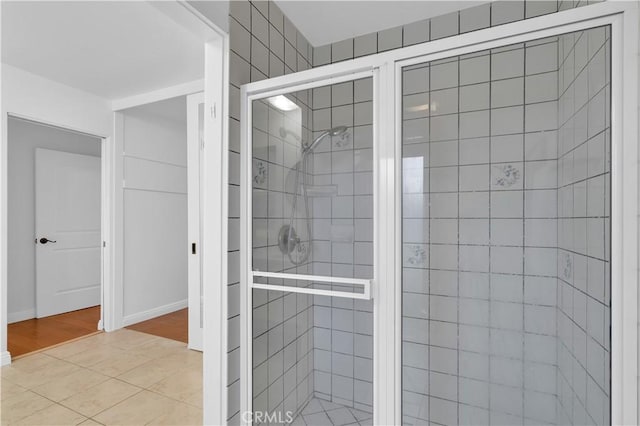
xmin=39 ymin=237 xmax=57 ymax=244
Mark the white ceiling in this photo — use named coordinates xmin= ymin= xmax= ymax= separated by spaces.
xmin=1 ymin=1 xmax=204 ymax=100
xmin=276 ymin=0 xmax=488 ymax=46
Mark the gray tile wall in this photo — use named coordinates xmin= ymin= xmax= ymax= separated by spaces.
xmin=310 ymin=78 xmax=375 ymax=413
xmin=313 ymin=1 xmax=561 ymax=67
xmin=400 ymin=38 xmax=560 ymax=425
xmin=250 ymin=94 xmax=316 ymax=422
xmin=229 ymin=1 xmax=314 ymax=423
xmin=556 ymin=25 xmax=611 ymax=426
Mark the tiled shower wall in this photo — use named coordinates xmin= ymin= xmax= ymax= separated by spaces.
xmin=226 ymin=0 xmax=607 ymax=423
xmin=229 ymin=0 xmax=314 ymax=422
xmin=401 ymin=37 xmax=560 ymax=425
xmin=310 ymin=79 xmax=375 ymax=412
xmin=556 ymin=26 xmax=611 ymax=426
xmin=313 ymin=1 xmax=563 ymax=67
xmin=251 ymin=93 xmax=316 ymax=421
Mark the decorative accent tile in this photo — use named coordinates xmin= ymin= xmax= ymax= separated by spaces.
xmin=333 ymin=132 xmax=352 ymax=149
xmin=252 ymin=159 xmax=268 ymax=185
xmin=492 ymin=164 xmax=521 ymax=188
xmin=562 ymin=252 xmax=573 ymax=281
xmin=404 ymin=244 xmax=427 ymax=267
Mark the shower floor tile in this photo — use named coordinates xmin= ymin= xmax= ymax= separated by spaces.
xmin=294 ymin=397 xmax=373 ymax=426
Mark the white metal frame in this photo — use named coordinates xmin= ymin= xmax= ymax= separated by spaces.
xmin=251 ymin=271 xmax=371 ymax=300
xmin=239 ymin=2 xmax=638 ymax=425
xmin=240 ymin=68 xmax=380 ymax=424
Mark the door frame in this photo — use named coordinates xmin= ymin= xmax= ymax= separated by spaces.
xmin=239 ymin=2 xmax=638 ymax=424
xmin=187 ymin=91 xmax=204 ymax=351
xmin=1 ymin=113 xmax=111 ymax=357
xmin=111 ymin=85 xmax=204 ymax=331
xmin=108 ymin=7 xmax=229 ymax=424
xmin=240 ymin=68 xmax=381 ymax=425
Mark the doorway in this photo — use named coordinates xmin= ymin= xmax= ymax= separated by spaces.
xmin=7 ymin=116 xmax=104 ymax=357
xmin=115 ymin=94 xmax=203 ymax=350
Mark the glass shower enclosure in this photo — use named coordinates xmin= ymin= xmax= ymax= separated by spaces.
xmin=243 ymin=73 xmax=377 ymax=425
xmin=239 ymin=3 xmax=636 ymax=425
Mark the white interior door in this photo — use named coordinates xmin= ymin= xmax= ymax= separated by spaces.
xmin=35 ymin=148 xmax=101 ymax=318
xmin=187 ymin=92 xmax=204 ymax=351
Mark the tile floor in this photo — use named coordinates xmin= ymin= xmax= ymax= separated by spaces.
xmin=1 ymin=329 xmax=202 ymax=425
xmin=293 ymin=398 xmax=373 ymax=426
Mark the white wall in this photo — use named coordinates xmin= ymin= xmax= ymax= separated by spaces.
xmin=1 ymin=64 xmax=112 ymax=137
xmin=7 ymin=118 xmax=101 ymax=322
xmin=119 ymin=97 xmax=188 ymax=325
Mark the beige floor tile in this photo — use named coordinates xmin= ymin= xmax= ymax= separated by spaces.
xmin=88 ymin=351 xmax=152 ymax=377
xmin=90 ymin=329 xmax=157 ymax=350
xmin=66 ymin=345 xmax=128 ymax=369
xmin=3 ymin=354 xmax=53 ymax=372
xmin=60 ymin=378 xmax=142 ymax=418
xmin=2 ymin=355 xmax=81 ymax=389
xmin=92 ymin=390 xmax=183 ymax=426
xmin=116 ymin=357 xmax=187 ymax=389
xmin=0 ymin=390 xmax=54 ymax=424
xmin=78 ymin=419 xmax=104 ymax=425
xmin=45 ymin=335 xmax=107 ymax=360
xmin=125 ymin=337 xmax=187 ymax=360
xmin=163 ymin=350 xmax=202 ymax=370
xmin=148 ymin=400 xmax=202 ymax=425
xmin=1 ymin=379 xmax=28 ymax=401
xmin=147 ymin=368 xmax=202 ymax=406
xmin=31 ymin=368 xmax=109 ymax=402
xmin=13 ymin=402 xmax=87 ymax=425
xmin=2 ymin=330 xmax=202 ymax=425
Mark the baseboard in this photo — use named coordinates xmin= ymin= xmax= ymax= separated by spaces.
xmin=8 ymin=309 xmax=36 ymax=324
xmin=122 ymin=299 xmax=187 ymax=327
xmin=1 ymin=351 xmax=12 ymax=366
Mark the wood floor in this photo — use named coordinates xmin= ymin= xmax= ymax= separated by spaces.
xmin=8 ymin=306 xmax=101 ymax=358
xmin=126 ymin=308 xmax=188 ymax=343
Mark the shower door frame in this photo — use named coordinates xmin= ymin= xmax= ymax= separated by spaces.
xmin=240 ymin=66 xmax=394 ymax=424
xmin=239 ymin=2 xmax=638 ymax=424
xmin=389 ymin=3 xmax=637 ymax=425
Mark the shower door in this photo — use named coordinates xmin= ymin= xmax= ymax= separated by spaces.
xmin=241 ymin=70 xmax=381 ymax=424
xmin=397 ymin=25 xmax=612 ymax=426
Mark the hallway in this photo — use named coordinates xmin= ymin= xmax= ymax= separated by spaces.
xmin=1 ymin=329 xmax=201 ymax=425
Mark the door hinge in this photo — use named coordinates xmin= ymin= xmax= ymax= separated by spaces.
xmin=103 ymin=241 xmax=106 ymax=248
xmin=192 ymin=242 xmax=197 ymax=254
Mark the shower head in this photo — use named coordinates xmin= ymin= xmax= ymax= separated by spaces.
xmin=303 ymin=126 xmax=348 ymax=154
xmin=329 ymin=125 xmax=348 ymax=136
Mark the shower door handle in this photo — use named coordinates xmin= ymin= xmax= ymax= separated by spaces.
xmin=251 ymin=271 xmax=373 ymax=300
